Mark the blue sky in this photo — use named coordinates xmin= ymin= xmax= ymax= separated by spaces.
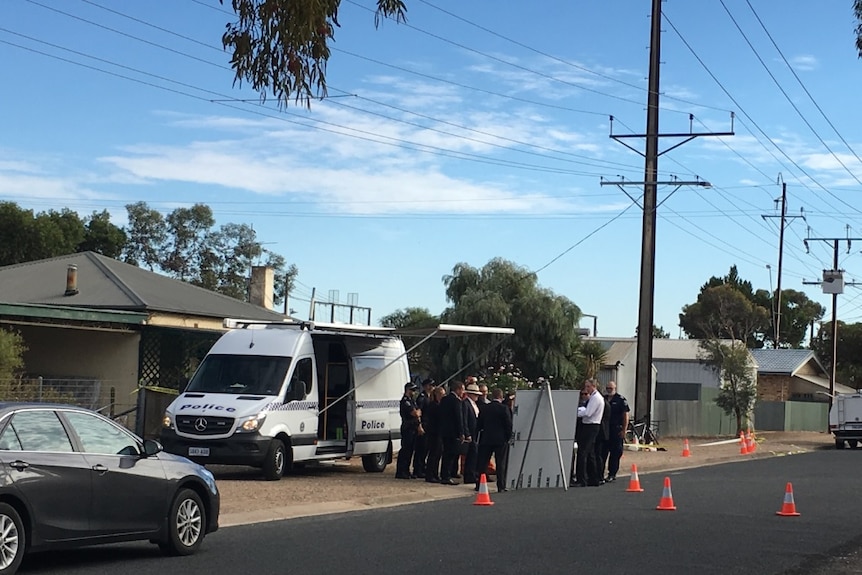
xmin=2 ymin=1 xmax=862 ymax=339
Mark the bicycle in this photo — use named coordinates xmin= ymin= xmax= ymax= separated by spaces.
xmin=625 ymin=417 xmax=660 ymax=445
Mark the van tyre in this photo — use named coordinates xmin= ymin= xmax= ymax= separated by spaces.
xmin=850 ymin=440 xmax=859 ymax=449
xmin=836 ymin=438 xmax=846 ymax=449
xmin=159 ymin=489 xmax=205 ymax=556
xmin=0 ymin=503 xmax=24 ymax=575
xmin=362 ymin=442 xmax=391 ymax=473
xmin=263 ymin=439 xmax=287 ymax=481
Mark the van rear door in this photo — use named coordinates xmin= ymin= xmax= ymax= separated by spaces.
xmin=351 ymin=343 xmax=408 ymax=457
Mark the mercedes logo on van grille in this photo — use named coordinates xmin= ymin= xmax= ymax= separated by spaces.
xmin=194 ymin=417 xmax=208 ymax=432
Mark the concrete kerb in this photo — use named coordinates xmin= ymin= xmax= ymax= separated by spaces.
xmin=220 ymin=484 xmax=474 ymax=528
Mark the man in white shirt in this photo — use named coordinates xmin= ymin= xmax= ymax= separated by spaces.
xmin=575 ymin=379 xmax=605 ymax=486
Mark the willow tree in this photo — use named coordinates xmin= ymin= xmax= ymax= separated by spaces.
xmin=379 ymin=307 xmax=441 ymax=379
xmin=440 ymin=258 xmax=583 ymax=388
xmin=221 ymin=0 xmax=407 ymax=107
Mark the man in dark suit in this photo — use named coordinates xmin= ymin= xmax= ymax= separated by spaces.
xmin=438 ymin=381 xmax=465 ymax=485
xmin=475 ymin=387 xmax=513 ymax=492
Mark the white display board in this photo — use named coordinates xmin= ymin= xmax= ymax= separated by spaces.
xmin=506 ymin=388 xmax=580 ymax=490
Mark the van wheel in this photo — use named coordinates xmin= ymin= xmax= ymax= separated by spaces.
xmin=159 ymin=488 xmax=205 ymax=556
xmin=0 ymin=503 xmax=24 ymax=575
xmin=850 ymin=440 xmax=859 ymax=449
xmin=362 ymin=443 xmax=391 ymax=473
xmin=263 ymin=440 xmax=286 ymax=480
xmin=836 ymin=438 xmax=846 ymax=449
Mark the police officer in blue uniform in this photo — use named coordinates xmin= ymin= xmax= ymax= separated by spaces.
xmin=396 ymin=382 xmax=421 ymax=479
xmin=411 ymin=378 xmax=434 ymax=478
xmin=602 ymin=381 xmax=630 ymax=482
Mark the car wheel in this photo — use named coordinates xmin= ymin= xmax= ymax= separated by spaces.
xmin=850 ymin=440 xmax=859 ymax=449
xmin=362 ymin=442 xmax=391 ymax=473
xmin=0 ymin=503 xmax=24 ymax=575
xmin=262 ymin=440 xmax=286 ymax=481
xmin=159 ymin=489 xmax=205 ymax=556
xmin=836 ymin=438 xmax=846 ymax=449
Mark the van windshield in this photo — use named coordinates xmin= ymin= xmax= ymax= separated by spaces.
xmin=186 ymin=354 xmax=292 ymax=396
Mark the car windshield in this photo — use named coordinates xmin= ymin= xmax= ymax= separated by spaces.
xmin=186 ymin=354 xmax=292 ymax=396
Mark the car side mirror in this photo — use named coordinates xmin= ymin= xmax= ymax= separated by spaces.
xmin=143 ymin=438 xmax=163 ymax=457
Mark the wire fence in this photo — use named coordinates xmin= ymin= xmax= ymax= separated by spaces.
xmin=0 ymin=377 xmax=138 ymax=430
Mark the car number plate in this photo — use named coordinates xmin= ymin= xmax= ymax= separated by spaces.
xmin=189 ymin=447 xmax=210 ymax=457
xmin=847 ymin=423 xmax=862 ymax=429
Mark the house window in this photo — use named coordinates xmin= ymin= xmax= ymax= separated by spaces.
xmin=656 ymin=382 xmax=701 ymax=401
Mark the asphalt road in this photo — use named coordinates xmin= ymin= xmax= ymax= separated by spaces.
xmin=18 ymin=449 xmax=862 ymax=575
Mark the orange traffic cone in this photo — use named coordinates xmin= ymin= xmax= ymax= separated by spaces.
xmin=682 ymin=438 xmax=691 ymax=457
xmin=626 ymin=464 xmax=644 ymax=492
xmin=739 ymin=431 xmax=749 ymax=455
xmin=473 ymin=474 xmax=494 ymax=506
xmin=776 ymin=482 xmax=800 ymax=516
xmin=747 ymin=431 xmax=756 ymax=453
xmin=656 ymin=476 xmax=677 ymax=511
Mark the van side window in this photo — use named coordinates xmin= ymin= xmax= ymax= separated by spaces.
xmin=286 ymin=358 xmax=313 ymax=402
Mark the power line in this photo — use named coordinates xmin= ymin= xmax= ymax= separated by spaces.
xmin=416 ymin=0 xmax=733 ymax=115
xmin=663 ymin=12 xmax=862 ymax=217
xmin=718 ymin=0 xmax=862 ymax=188
xmin=18 ymin=2 xmax=661 ymax=178
xmin=743 ymin=0 xmax=862 ymax=171
xmin=344 ymin=0 xmax=683 ymax=113
xmin=531 ymin=200 xmax=639 ymax=275
xmin=0 ymin=28 xmax=619 ymax=179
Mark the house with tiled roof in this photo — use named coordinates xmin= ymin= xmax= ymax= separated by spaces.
xmin=749 ymin=348 xmax=854 ymax=402
xmin=0 ymin=252 xmax=287 ymax=436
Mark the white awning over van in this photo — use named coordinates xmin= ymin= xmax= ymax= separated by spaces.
xmin=395 ymin=323 xmax=515 ymax=337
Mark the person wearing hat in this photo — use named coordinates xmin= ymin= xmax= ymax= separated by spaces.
xmin=462 ymin=382 xmax=482 ymax=484
xmin=395 ymin=382 xmax=421 ymax=480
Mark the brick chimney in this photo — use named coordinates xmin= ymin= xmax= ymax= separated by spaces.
xmin=64 ymin=264 xmax=79 ymax=296
xmin=249 ymin=266 xmax=274 ymax=309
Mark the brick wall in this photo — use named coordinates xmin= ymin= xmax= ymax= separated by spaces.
xmin=758 ymin=374 xmax=790 ymax=402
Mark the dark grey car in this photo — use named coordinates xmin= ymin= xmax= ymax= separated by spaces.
xmin=0 ymin=403 xmax=219 ymax=575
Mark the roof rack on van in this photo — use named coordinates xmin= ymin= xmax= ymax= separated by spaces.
xmin=222 ymin=317 xmax=397 ymax=335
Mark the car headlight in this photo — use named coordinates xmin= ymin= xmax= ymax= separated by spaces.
xmin=162 ymin=414 xmax=173 ymax=429
xmin=236 ymin=414 xmax=266 ymax=433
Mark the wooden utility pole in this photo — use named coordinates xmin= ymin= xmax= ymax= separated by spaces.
xmin=761 ymin=176 xmax=804 ymax=347
xmin=803 ymin=233 xmax=862 ymax=406
xmin=603 ymin=0 xmax=733 ymax=425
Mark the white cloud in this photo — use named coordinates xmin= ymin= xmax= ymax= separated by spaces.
xmin=789 ymin=55 xmax=818 ymax=71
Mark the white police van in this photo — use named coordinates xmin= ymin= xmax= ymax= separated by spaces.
xmin=160 ymin=318 xmax=512 ymax=480
xmin=830 ymin=390 xmax=862 ymax=449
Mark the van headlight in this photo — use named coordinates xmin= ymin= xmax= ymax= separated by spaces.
xmin=236 ymin=414 xmax=266 ymax=433
xmin=162 ymin=414 xmax=174 ymax=429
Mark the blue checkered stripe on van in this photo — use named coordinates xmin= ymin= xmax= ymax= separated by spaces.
xmin=264 ymin=401 xmax=319 ymax=412
xmin=355 ymin=400 xmax=400 ymax=410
